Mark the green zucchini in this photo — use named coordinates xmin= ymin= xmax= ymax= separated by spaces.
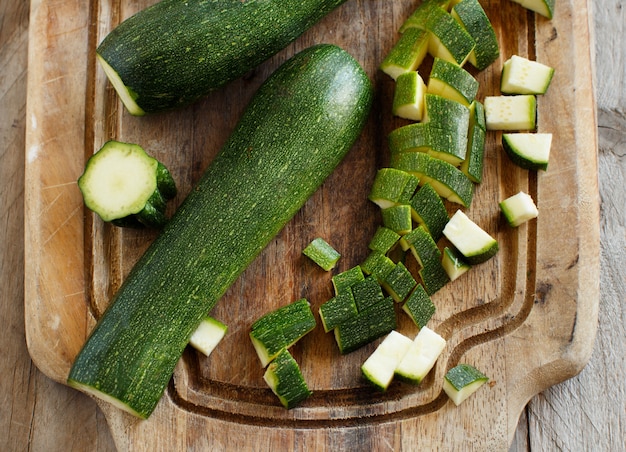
xmin=263 ymin=348 xmax=312 ymax=409
xmin=361 ymin=330 xmax=413 ymax=391
xmin=189 ymin=317 xmax=228 ymax=357
xmin=499 ymin=191 xmax=539 ymax=227
xmin=68 ymin=44 xmax=373 ymax=419
xmin=303 ymin=237 xmax=341 ymax=271
xmin=97 ymin=0 xmax=349 ymax=115
xmin=443 ymin=363 xmax=489 ymax=405
xmin=402 ymin=284 xmax=436 ymax=328
xmin=77 ymin=140 xmax=177 ymax=228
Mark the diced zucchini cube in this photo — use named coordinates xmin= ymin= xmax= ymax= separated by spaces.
xmin=334 ymin=297 xmax=397 ymax=354
xmin=502 ymin=132 xmax=552 ymax=171
xmin=395 ymin=326 xmax=447 ymax=384
xmin=361 ymin=330 xmax=413 ymax=391
xmin=369 ymin=168 xmax=420 ymax=209
xmin=368 ymin=226 xmax=401 ymax=255
xmin=189 ymin=317 xmax=228 ymax=357
xmin=443 ymin=210 xmax=498 ymax=264
xmin=303 ymin=237 xmax=340 ymax=271
xmin=441 ymin=246 xmax=472 ymax=281
xmin=402 ymin=284 xmax=436 ymax=328
xmin=388 ymin=122 xmax=432 ymax=155
xmin=500 ymin=191 xmax=539 ymax=227
xmin=381 ymin=261 xmax=417 ymax=302
xmin=381 ymin=204 xmax=414 ymax=235
xmin=450 ymin=0 xmax=499 ymax=70
xmin=424 ymin=7 xmax=476 ymax=66
xmin=331 ymin=266 xmax=365 ymax=295
xmin=319 ymin=291 xmax=359 ymax=332
xmin=263 ymin=348 xmax=312 ymax=409
xmin=393 ymin=71 xmax=427 ymax=121
xmin=361 ymin=250 xmax=397 ymax=283
xmin=402 ymin=226 xmax=450 ymax=294
xmin=427 ymin=57 xmax=479 ymax=106
xmin=351 ymin=275 xmax=386 ymax=312
xmin=443 ymin=363 xmax=489 ymax=405
xmin=380 ymin=27 xmax=430 ymax=80
xmin=423 ymin=93 xmax=470 ymax=133
xmin=501 ymin=55 xmax=555 ymax=95
xmin=484 ymin=95 xmax=537 ymax=131
xmin=409 ymin=182 xmax=449 ymax=242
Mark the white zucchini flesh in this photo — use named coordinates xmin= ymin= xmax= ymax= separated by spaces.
xmin=501 ymin=55 xmax=554 ymax=95
xmin=189 ymin=317 xmax=228 ymax=357
xmin=361 ymin=330 xmax=413 ymax=390
xmin=395 ymin=326 xmax=446 ymax=383
xmin=443 ymin=363 xmax=489 ymax=405
xmin=502 ymin=132 xmax=552 ymax=170
xmin=443 ymin=210 xmax=498 ymax=264
xmin=500 ymin=191 xmax=538 ymax=227
xmin=484 ymin=95 xmax=536 ymax=131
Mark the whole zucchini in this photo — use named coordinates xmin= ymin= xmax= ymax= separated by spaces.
xmin=68 ymin=44 xmax=373 ymax=418
xmin=97 ymin=0 xmax=349 ymax=115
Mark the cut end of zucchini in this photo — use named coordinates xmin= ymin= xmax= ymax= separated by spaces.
xmin=395 ymin=326 xmax=446 ymax=384
xmin=510 ymin=0 xmax=555 ymax=19
xmin=77 ymin=141 xmax=160 ymax=223
xmin=500 ymin=191 xmax=539 ymax=227
xmin=67 ymin=379 xmax=148 ymax=419
xmin=96 ymin=53 xmax=145 ymax=116
xmin=443 ymin=363 xmax=488 ymax=405
xmin=361 ymin=330 xmax=413 ymax=391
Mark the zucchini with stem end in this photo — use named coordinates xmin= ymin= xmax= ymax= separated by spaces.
xmin=96 ymin=0 xmax=350 ymax=114
xmin=68 ymin=44 xmax=373 ymax=419
xmin=77 ymin=140 xmax=177 ymax=228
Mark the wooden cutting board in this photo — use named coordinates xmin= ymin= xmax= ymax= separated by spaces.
xmin=24 ymin=0 xmax=599 ymax=449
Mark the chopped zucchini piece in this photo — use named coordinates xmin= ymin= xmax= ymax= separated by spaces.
xmin=500 ymin=191 xmax=539 ymax=227
xmin=442 ymin=246 xmax=471 ymax=281
xmin=409 ymin=182 xmax=450 ymax=241
xmin=460 ymin=100 xmax=487 ymax=183
xmin=417 ymin=6 xmax=477 ymax=66
xmin=351 ymin=275 xmax=386 ymax=312
xmin=263 ymin=348 xmax=312 ymax=409
xmin=427 ymin=57 xmax=479 ymax=106
xmin=334 ymin=297 xmax=397 ymax=354
xmin=332 ymin=266 xmax=365 ymax=295
xmin=380 ymin=27 xmax=430 ymax=80
xmin=509 ymin=0 xmax=555 ymax=19
xmin=369 ymin=168 xmax=420 ymax=209
xmin=319 ymin=292 xmax=359 ymax=332
xmin=484 ymin=95 xmax=537 ymax=131
xmin=388 ymin=122 xmax=467 ymax=166
xmin=303 ymin=237 xmax=340 ymax=271
xmin=423 ymin=93 xmax=470 ymax=133
xmin=381 ymin=204 xmax=414 ymax=235
xmin=402 ymin=284 xmax=436 ymax=328
xmin=388 ymin=122 xmax=432 ymax=155
xmin=189 ymin=317 xmax=228 ymax=357
xmin=501 ymin=55 xmax=555 ymax=95
xmin=402 ymin=226 xmax=450 ymax=295
xmin=443 ymin=363 xmax=489 ymax=405
xmin=450 ymin=0 xmax=499 ymax=70
xmin=502 ymin=132 xmax=552 ymax=171
xmin=361 ymin=250 xmax=397 ymax=282
xmin=443 ymin=210 xmax=498 ymax=264
xmin=361 ymin=330 xmax=413 ymax=391
xmin=368 ymin=226 xmax=401 ymax=255
xmin=77 ymin=140 xmax=177 ymax=228
xmin=393 ymin=71 xmax=427 ymax=120
xmin=395 ymin=326 xmax=447 ymax=384
xmin=392 ymin=152 xmax=474 ymax=207
xmin=381 ymin=261 xmax=417 ymax=302
xmin=250 ymin=298 xmax=316 ymax=367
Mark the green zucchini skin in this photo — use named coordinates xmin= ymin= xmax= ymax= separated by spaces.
xmin=97 ymin=0 xmax=349 ymax=114
xmin=68 ymin=44 xmax=373 ymax=418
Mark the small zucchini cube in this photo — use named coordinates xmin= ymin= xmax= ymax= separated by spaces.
xmin=361 ymin=330 xmax=413 ymax=391
xmin=395 ymin=326 xmax=447 ymax=384
xmin=443 ymin=363 xmax=489 ymax=405
xmin=263 ymin=348 xmax=312 ymax=409
xmin=500 ymin=191 xmax=539 ymax=227
xmin=402 ymin=284 xmax=436 ymax=328
xmin=303 ymin=237 xmax=340 ymax=271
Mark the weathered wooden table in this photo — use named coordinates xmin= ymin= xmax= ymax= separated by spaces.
xmin=2 ymin=1 xmax=624 ymax=450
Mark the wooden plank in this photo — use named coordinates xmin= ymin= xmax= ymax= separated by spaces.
xmin=23 ymin=0 xmax=599 ymax=450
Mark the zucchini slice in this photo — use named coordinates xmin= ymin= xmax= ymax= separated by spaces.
xmin=263 ymin=348 xmax=312 ymax=409
xmin=395 ymin=326 xmax=447 ymax=384
xmin=502 ymin=132 xmax=552 ymax=170
xmin=361 ymin=330 xmax=413 ymax=391
xmin=427 ymin=57 xmax=479 ymax=106
xmin=443 ymin=363 xmax=489 ymax=405
xmin=303 ymin=237 xmax=341 ymax=271
xmin=484 ymin=95 xmax=537 ymax=131
xmin=189 ymin=317 xmax=228 ymax=357
xmin=500 ymin=191 xmax=539 ymax=227
xmin=450 ymin=0 xmax=499 ymax=70
xmin=380 ymin=28 xmax=430 ymax=80
xmin=393 ymin=71 xmax=428 ymax=121
xmin=77 ymin=140 xmax=176 ymax=228
xmin=443 ymin=210 xmax=498 ymax=264
xmin=501 ymin=55 xmax=555 ymax=95
xmin=441 ymin=246 xmax=472 ymax=281
xmin=68 ymin=44 xmax=373 ymax=419
xmin=402 ymin=284 xmax=436 ymax=328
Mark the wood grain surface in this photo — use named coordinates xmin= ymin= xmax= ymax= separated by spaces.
xmin=2 ymin=0 xmax=624 ymax=451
